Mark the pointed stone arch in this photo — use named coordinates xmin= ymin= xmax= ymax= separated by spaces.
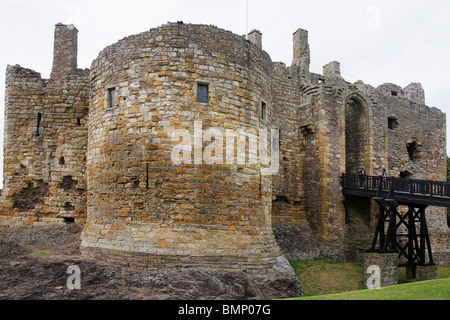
xmin=343 ymin=93 xmax=373 ymax=261
xmin=344 ymin=93 xmax=370 ymax=176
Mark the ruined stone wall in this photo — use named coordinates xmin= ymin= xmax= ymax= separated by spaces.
xmin=271 ymin=72 xmax=348 ymax=259
xmin=305 ymin=84 xmax=347 ymax=258
xmin=1 ymin=22 xmax=447 ymax=266
xmin=350 ymin=80 xmax=446 ymax=180
xmin=271 ymin=60 xmax=448 ymax=263
xmin=377 ymin=84 xmax=448 ymax=264
xmin=0 ymin=65 xmax=89 ymax=225
xmin=271 ymin=63 xmax=305 ymax=223
xmin=342 ymin=80 xmax=449 ymax=263
xmin=81 ymin=23 xmax=281 ymax=269
xmin=270 ymin=63 xmax=322 ymax=260
xmin=51 ymin=23 xmax=79 ymax=80
xmin=271 ymin=33 xmax=348 ymax=260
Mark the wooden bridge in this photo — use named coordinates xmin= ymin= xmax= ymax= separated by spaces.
xmin=341 ymin=174 xmax=450 ymax=278
xmin=341 ymin=174 xmax=450 ymax=208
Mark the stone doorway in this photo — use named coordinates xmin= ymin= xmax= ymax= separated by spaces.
xmin=345 ymin=95 xmax=369 ymax=176
xmin=344 ymin=95 xmax=372 ymax=261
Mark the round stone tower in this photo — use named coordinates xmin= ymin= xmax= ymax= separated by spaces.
xmin=80 ymin=23 xmax=282 ymax=270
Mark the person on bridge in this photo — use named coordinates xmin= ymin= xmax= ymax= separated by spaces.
xmin=381 ymin=168 xmax=388 ymax=188
xmin=358 ymin=169 xmax=366 ymax=187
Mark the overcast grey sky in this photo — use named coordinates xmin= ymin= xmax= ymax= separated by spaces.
xmin=0 ymin=0 xmax=449 ymax=184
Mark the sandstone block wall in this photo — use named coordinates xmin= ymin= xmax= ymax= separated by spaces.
xmin=0 ymin=65 xmax=89 ymax=225
xmin=271 ymin=61 xmax=448 ymax=262
xmin=51 ymin=23 xmax=79 ymax=80
xmin=1 ymin=24 xmax=89 ymax=226
xmin=2 ymin=22 xmax=448 ymax=267
xmin=81 ymin=23 xmax=281 ymax=269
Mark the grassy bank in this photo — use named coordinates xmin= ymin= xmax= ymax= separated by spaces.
xmin=289 ymin=259 xmax=450 ymax=299
xmin=291 ymin=278 xmax=450 ymax=300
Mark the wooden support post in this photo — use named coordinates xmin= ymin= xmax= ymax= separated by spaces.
xmin=368 ymin=200 xmax=434 ymax=281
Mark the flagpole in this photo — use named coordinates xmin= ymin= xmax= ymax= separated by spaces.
xmin=246 ymin=0 xmax=249 ymax=38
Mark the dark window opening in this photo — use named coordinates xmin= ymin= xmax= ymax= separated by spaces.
xmin=261 ymin=101 xmax=267 ymax=120
xmin=391 ymin=91 xmax=398 ymax=96
xmin=146 ymin=163 xmax=149 ymax=190
xmin=77 ymin=118 xmax=81 ymax=126
xmin=407 ymin=142 xmax=418 ymax=161
xmin=400 ymin=170 xmax=413 ymax=179
xmin=59 ymin=156 xmax=65 ymax=165
xmin=273 ymin=196 xmax=289 ymax=203
xmin=197 ymin=83 xmax=209 ymax=103
xmin=388 ymin=117 xmax=398 ymax=130
xmin=108 ymin=88 xmax=116 ymax=108
xmin=36 ymin=112 xmax=42 ymax=136
xmin=63 ymin=217 xmax=75 ymax=224
xmin=300 ymin=124 xmax=314 ymax=135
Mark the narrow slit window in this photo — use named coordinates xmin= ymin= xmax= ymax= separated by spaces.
xmin=261 ymin=101 xmax=267 ymax=120
xmin=146 ymin=163 xmax=149 ymax=189
xmin=197 ymin=83 xmax=209 ymax=103
xmin=108 ymin=88 xmax=116 ymax=108
xmin=36 ymin=112 xmax=42 ymax=136
xmin=407 ymin=141 xmax=418 ymax=161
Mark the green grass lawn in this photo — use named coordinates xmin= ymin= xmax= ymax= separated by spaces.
xmin=289 ymin=260 xmax=450 ymax=300
xmin=290 ymin=278 xmax=450 ymax=300
xmin=289 ymin=260 xmax=365 ymax=297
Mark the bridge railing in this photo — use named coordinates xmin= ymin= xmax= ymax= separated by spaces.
xmin=341 ymin=174 xmax=450 ymax=200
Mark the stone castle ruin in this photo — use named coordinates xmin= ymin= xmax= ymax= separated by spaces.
xmin=1 ymin=23 xmax=449 ymax=282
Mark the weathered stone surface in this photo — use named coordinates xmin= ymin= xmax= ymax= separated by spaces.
xmin=1 ymin=21 xmax=448 ymax=278
xmin=81 ymin=23 xmax=280 ymax=270
xmin=0 ymin=224 xmax=302 ymax=300
xmin=364 ymin=252 xmax=399 ymax=288
xmin=1 ymin=61 xmax=88 ymax=226
xmin=272 ymin=222 xmax=321 ymax=261
xmin=0 ymin=257 xmax=301 ymax=300
xmin=407 ymin=265 xmax=438 ymax=282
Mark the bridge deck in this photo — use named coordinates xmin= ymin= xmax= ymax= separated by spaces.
xmin=341 ymin=174 xmax=450 ymax=208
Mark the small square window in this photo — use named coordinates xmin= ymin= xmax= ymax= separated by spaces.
xmin=261 ymin=101 xmax=267 ymax=120
xmin=108 ymin=88 xmax=116 ymax=108
xmin=197 ymin=84 xmax=209 ymax=103
xmin=391 ymin=91 xmax=398 ymax=97
xmin=388 ymin=117 xmax=398 ymax=130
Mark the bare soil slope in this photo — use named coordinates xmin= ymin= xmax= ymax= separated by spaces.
xmin=0 ymin=224 xmax=301 ymax=300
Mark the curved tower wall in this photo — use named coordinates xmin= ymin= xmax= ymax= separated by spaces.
xmin=81 ymin=23 xmax=280 ymax=269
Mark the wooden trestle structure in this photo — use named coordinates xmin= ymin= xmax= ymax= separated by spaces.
xmin=341 ymin=174 xmax=450 ymax=278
